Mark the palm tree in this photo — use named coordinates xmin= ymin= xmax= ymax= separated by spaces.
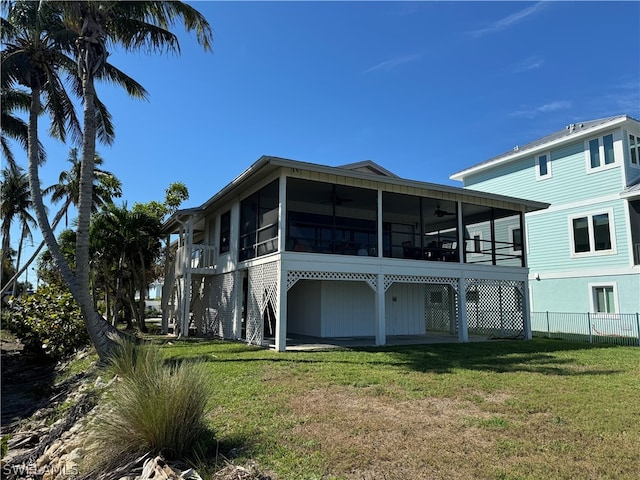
xmin=0 ymin=166 xmax=37 ymax=291
xmin=60 ymin=1 xmax=212 ymax=358
xmin=0 ymin=147 xmax=122 ymax=297
xmin=44 ymin=147 xmax=122 ymax=227
xmin=91 ymin=203 xmax=162 ymax=332
xmin=1 ymin=1 xmax=146 ymax=359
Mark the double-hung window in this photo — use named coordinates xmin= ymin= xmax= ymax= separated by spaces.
xmin=536 ymin=152 xmax=552 ymax=180
xmin=570 ymin=209 xmax=615 ymax=256
xmin=629 ymin=133 xmax=640 ymax=167
xmin=590 ymin=284 xmax=617 ymax=314
xmin=587 ymin=133 xmax=615 ymax=171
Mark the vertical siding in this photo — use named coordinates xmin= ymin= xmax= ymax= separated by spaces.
xmin=321 ymin=281 xmax=375 ymax=337
xmin=287 ymin=280 xmax=322 ymax=336
xmin=385 ymin=283 xmax=425 ymax=335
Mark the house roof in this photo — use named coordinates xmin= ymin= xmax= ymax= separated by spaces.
xmin=163 ymin=155 xmax=549 ymax=233
xmin=450 ymin=114 xmax=640 ymax=181
xmin=621 ymin=175 xmax=640 ymax=199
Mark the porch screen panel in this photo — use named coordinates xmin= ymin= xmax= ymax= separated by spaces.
xmin=286 ymin=178 xmax=377 ymax=255
xmin=239 ymin=179 xmax=279 ymax=261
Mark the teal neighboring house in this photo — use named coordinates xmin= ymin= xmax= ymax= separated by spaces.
xmin=451 ymin=115 xmax=640 ymax=315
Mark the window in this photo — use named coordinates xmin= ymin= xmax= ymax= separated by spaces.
xmin=473 ymin=234 xmax=482 ymax=253
xmin=629 ymin=133 xmax=640 ymax=166
xmin=219 ymin=210 xmax=231 ymax=253
xmin=511 ymin=227 xmax=522 ymax=253
xmin=587 ymin=133 xmax=616 ymax=171
xmin=591 ymin=284 xmax=617 ymax=314
xmin=536 ymin=153 xmax=551 ymax=179
xmin=570 ymin=210 xmax=615 ymax=256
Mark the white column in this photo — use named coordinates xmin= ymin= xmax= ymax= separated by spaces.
xmin=457 ymin=277 xmax=469 ymax=342
xmin=375 ymin=274 xmax=386 ymax=346
xmin=377 ymin=190 xmax=383 ymax=258
xmin=522 ymin=279 xmax=532 ymax=340
xmin=278 ymin=173 xmax=287 ymax=253
xmin=275 ymin=268 xmax=288 ymax=352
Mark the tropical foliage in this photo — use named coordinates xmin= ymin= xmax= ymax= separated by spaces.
xmin=5 ymin=284 xmax=89 ymax=359
xmin=1 ymin=0 xmax=212 ymax=360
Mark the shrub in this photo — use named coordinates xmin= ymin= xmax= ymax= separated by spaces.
xmin=6 ymin=285 xmax=89 ymax=359
xmin=91 ymin=340 xmax=212 ymax=463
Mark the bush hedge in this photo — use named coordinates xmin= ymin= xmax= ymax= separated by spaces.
xmin=6 ymin=285 xmax=90 ymax=359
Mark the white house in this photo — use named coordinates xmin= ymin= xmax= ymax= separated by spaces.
xmin=161 ymin=156 xmax=547 ymax=351
xmin=451 ymin=115 xmax=640 ymax=318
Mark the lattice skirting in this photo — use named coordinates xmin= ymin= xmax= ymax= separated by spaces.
xmin=465 ymin=279 xmax=525 ymax=338
xmin=204 ymin=271 xmax=237 ymax=338
xmin=247 ymin=262 xmax=280 ymax=346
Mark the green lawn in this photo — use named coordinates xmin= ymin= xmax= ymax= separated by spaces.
xmin=158 ymin=338 xmax=639 ymax=480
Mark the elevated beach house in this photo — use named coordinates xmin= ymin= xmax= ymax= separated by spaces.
xmin=451 ymin=115 xmax=640 ymax=317
xmin=161 ymin=156 xmax=547 ymax=351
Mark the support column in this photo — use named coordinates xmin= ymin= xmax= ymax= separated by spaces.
xmin=375 ymin=273 xmax=386 ymax=346
xmin=522 ymin=280 xmax=532 ymax=340
xmin=276 ymin=269 xmax=288 ymax=352
xmin=457 ymin=277 xmax=469 ymax=343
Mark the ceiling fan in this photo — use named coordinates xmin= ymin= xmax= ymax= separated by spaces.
xmin=323 ymin=192 xmax=353 ymax=205
xmin=434 ymin=206 xmax=455 ymax=217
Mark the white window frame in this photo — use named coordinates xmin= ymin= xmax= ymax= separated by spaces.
xmin=588 ymin=282 xmax=619 ymax=315
xmin=585 ymin=133 xmax=617 ymax=174
xmin=627 ymin=132 xmax=640 ymax=169
xmin=568 ymin=208 xmax=617 ymax=258
xmin=535 ymin=151 xmax=552 ymax=180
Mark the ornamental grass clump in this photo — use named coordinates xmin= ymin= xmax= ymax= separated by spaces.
xmin=92 ymin=340 xmax=212 ymax=464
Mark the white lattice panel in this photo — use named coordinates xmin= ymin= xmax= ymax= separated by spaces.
xmin=287 ymin=270 xmax=377 ymax=291
xmin=465 ymin=279 xmax=525 ymax=338
xmin=424 ymin=284 xmax=458 ymax=333
xmin=207 ymin=272 xmax=237 ymax=338
xmin=247 ymin=261 xmax=280 ymax=346
xmin=384 ymin=274 xmax=458 ymax=292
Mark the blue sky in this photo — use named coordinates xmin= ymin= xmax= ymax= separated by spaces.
xmin=6 ymin=0 xmax=640 ymax=282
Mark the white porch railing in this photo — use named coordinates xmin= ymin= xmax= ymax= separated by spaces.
xmin=175 ymin=244 xmax=216 ymax=276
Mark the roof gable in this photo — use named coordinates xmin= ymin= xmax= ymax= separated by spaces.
xmin=338 ymin=160 xmax=399 ymax=178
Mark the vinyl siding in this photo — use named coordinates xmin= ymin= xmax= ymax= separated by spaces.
xmin=527 ymin=199 xmax=630 ymax=272
xmin=465 ymin=139 xmax=625 ymax=205
xmin=530 ymin=274 xmax=639 ymax=313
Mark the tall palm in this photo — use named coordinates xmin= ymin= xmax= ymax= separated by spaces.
xmin=1 ymin=1 xmax=148 ymax=359
xmin=0 ymin=166 xmax=37 ymax=290
xmin=59 ymin=1 xmax=212 ymax=358
xmin=0 ymin=147 xmax=122 ymax=297
xmin=44 ymin=147 xmax=122 ymax=227
xmin=0 ymin=85 xmax=47 ymax=170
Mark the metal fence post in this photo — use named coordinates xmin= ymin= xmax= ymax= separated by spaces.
xmin=588 ymin=312 xmax=592 ymax=343
xmin=546 ymin=311 xmax=550 ymax=338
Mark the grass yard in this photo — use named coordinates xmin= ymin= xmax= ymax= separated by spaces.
xmin=158 ymin=338 xmax=639 ymax=480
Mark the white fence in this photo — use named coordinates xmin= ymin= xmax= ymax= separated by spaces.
xmin=531 ymin=311 xmax=640 ymax=347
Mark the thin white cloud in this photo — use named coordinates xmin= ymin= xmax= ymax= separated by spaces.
xmin=510 ymin=101 xmax=572 ymax=118
xmin=364 ymin=54 xmax=422 ymax=73
xmin=468 ymin=2 xmax=548 ymax=38
xmin=514 ymin=56 xmax=544 ymax=72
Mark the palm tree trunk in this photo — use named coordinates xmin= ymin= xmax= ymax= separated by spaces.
xmin=11 ymin=230 xmax=25 ymax=295
xmin=76 ymin=69 xmax=127 ymax=359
